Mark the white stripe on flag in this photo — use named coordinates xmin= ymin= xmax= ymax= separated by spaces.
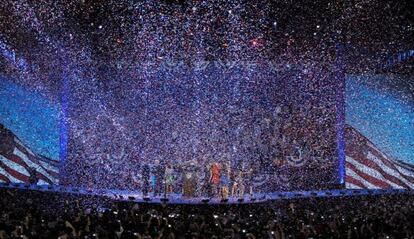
xmin=0 ymin=167 xmax=23 ymax=183
xmin=367 ymin=142 xmax=395 ymax=163
xmin=14 ymin=138 xmax=59 ymax=174
xmin=393 ymin=159 xmax=414 ymax=170
xmin=0 ymin=155 xmax=29 ymax=176
xmin=39 ymin=160 xmax=59 ymax=174
xmin=346 ymin=167 xmax=379 ymax=189
xmin=345 ymin=182 xmax=362 ymax=189
xmin=13 ymin=148 xmax=56 ymax=183
xmin=392 ymin=162 xmax=414 ymax=179
xmin=14 ymin=138 xmax=35 ymax=156
xmin=367 ymin=142 xmax=414 ymax=178
xmin=366 ymin=151 xmax=414 ymax=188
xmin=37 ymin=179 xmax=50 ymax=185
xmin=346 ymin=156 xmax=404 ymax=189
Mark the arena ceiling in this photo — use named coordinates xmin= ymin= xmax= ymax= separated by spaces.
xmin=0 ymin=0 xmax=413 ymax=99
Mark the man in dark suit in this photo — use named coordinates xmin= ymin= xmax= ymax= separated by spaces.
xmin=142 ymin=164 xmax=150 ymax=196
xmin=154 ymin=160 xmax=165 ymax=196
xmin=28 ymin=167 xmax=39 ymax=185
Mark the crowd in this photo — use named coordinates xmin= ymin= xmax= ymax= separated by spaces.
xmin=0 ymin=188 xmax=413 ymax=239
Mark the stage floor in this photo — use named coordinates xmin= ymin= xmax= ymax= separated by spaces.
xmin=0 ymin=183 xmax=411 ymax=204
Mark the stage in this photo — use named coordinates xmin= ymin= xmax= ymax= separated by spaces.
xmin=0 ymin=183 xmax=411 ymax=205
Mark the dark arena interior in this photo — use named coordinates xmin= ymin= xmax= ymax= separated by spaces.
xmin=0 ymin=0 xmax=413 ymax=238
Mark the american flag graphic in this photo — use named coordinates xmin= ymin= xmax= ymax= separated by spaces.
xmin=345 ymin=125 xmax=414 ymax=189
xmin=0 ymin=124 xmax=59 ymax=185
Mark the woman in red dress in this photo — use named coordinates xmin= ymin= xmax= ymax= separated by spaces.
xmin=210 ymin=162 xmax=220 ymax=196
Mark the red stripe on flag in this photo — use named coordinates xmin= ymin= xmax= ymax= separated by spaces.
xmin=345 ymin=175 xmax=367 ymax=189
xmin=36 ymin=173 xmax=53 ymax=184
xmin=0 ymin=173 xmax=11 ymax=183
xmin=0 ymin=162 xmax=29 ymax=182
xmin=12 ymin=145 xmax=59 ymax=180
xmin=394 ymin=160 xmax=414 ymax=171
xmin=8 ymin=154 xmax=55 ymax=184
xmin=39 ymin=156 xmax=60 ymax=168
xmin=347 ymin=152 xmax=409 ymax=188
xmin=369 ymin=149 xmax=414 ymax=183
xmin=346 ymin=125 xmax=414 ymax=184
xmin=6 ymin=154 xmax=29 ymax=169
xmin=346 ymin=162 xmax=391 ymax=189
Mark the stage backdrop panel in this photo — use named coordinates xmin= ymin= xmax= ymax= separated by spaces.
xmin=345 ymin=74 xmax=414 ymax=189
xmin=0 ymin=76 xmax=60 ymax=185
xmin=61 ymin=62 xmax=341 ymax=193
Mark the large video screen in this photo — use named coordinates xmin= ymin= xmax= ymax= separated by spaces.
xmin=0 ymin=76 xmax=60 ymax=185
xmin=62 ymin=63 xmax=340 ymax=193
xmin=345 ymin=74 xmax=414 ymax=189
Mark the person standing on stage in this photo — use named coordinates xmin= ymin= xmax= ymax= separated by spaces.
xmin=150 ymin=163 xmax=157 ymax=196
xmin=153 ymin=160 xmax=165 ymax=196
xmin=245 ymin=166 xmax=254 ymax=197
xmin=220 ymin=162 xmax=230 ymax=199
xmin=232 ymin=170 xmax=245 ymax=197
xmin=165 ymin=164 xmax=174 ymax=195
xmin=28 ymin=167 xmax=39 ymax=185
xmin=210 ymin=162 xmax=220 ymax=196
xmin=202 ymin=164 xmax=211 ymax=197
xmin=142 ymin=164 xmax=150 ymax=196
